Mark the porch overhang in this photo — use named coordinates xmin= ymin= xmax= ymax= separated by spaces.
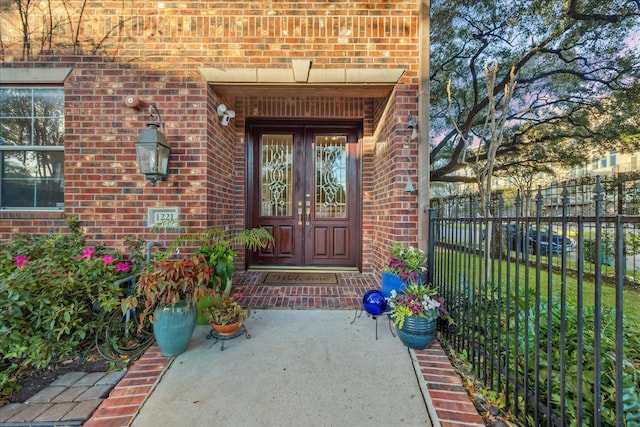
xmin=199 ymin=65 xmax=404 ymax=98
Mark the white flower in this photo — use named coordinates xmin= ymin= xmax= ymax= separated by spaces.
xmin=421 ymin=295 xmax=440 ymax=312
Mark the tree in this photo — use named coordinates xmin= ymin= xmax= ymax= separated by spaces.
xmin=448 ymin=61 xmax=517 ymax=214
xmin=430 ymin=0 xmax=640 ymax=183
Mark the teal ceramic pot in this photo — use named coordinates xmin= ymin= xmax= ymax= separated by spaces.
xmin=153 ymin=302 xmax=197 ymax=356
xmin=396 ymin=316 xmax=436 ymax=350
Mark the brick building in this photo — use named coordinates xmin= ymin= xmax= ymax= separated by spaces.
xmin=0 ymin=1 xmax=428 ymax=274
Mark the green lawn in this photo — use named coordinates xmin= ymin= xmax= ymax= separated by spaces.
xmin=435 ymin=249 xmax=640 ymax=325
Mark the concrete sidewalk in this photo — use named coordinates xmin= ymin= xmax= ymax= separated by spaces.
xmin=131 ymin=310 xmax=433 ymax=427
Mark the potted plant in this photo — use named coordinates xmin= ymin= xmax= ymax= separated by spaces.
xmin=204 ymin=293 xmax=250 ymax=336
xmin=167 ymin=227 xmax=273 ymax=323
xmin=125 ymin=254 xmax=214 ymax=356
xmin=385 ymin=282 xmax=449 ymax=350
xmin=381 ymin=243 xmax=427 ymax=299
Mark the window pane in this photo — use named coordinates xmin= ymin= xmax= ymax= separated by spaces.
xmin=0 ymin=118 xmax=31 ymax=146
xmin=0 ymin=88 xmax=64 ymax=147
xmin=2 ymin=179 xmax=33 ymax=207
xmin=0 ymin=88 xmax=32 ymax=118
xmin=0 ymin=87 xmax=64 ymax=209
xmin=1 ymin=150 xmax=64 ymax=208
xmin=315 ymin=136 xmax=347 ymax=218
xmin=36 ymin=177 xmax=64 ymax=207
xmin=33 ymin=89 xmax=64 ymax=118
xmin=260 ymin=134 xmax=293 ymax=217
xmin=34 ymin=117 xmax=64 ymax=146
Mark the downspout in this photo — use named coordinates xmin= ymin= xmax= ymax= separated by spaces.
xmin=417 ymin=0 xmax=431 ymax=252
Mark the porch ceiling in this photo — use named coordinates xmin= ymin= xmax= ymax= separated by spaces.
xmin=199 ymin=66 xmax=404 ymax=98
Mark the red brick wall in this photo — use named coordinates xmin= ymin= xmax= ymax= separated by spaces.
xmin=0 ymin=2 xmax=421 ymax=273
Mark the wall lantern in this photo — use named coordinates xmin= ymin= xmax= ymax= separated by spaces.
xmin=135 ymin=103 xmax=170 ymax=184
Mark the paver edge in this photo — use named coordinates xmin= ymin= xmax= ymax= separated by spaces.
xmin=123 ymin=355 xmax=175 ymax=427
xmin=410 ymin=347 xmax=442 ymax=427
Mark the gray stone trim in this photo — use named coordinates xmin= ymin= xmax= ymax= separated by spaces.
xmin=0 ymin=68 xmax=72 ymax=83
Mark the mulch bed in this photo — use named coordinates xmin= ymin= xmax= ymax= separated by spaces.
xmin=0 ymin=347 xmax=113 ymax=406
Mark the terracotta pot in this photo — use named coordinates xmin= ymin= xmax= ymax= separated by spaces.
xmin=211 ymin=321 xmax=241 ymax=336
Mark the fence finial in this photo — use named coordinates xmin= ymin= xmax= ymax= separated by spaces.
xmin=593 ymin=175 xmax=604 ymax=196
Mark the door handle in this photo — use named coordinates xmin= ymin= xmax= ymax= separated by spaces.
xmin=298 ymin=207 xmax=303 ymax=225
xmin=305 ymin=208 xmax=310 ymax=225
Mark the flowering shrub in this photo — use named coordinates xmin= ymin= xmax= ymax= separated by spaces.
xmin=386 ymin=282 xmax=448 ymax=329
xmin=382 ymin=243 xmax=427 ymax=282
xmin=0 ymin=218 xmax=144 ymax=397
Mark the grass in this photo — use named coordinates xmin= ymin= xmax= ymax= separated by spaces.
xmin=434 ymin=249 xmax=640 ymax=325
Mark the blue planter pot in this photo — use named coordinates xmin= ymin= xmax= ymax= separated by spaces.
xmin=381 ymin=272 xmax=407 ymax=299
xmin=396 ymin=317 xmax=436 ymax=350
xmin=153 ymin=302 xmax=197 ymax=357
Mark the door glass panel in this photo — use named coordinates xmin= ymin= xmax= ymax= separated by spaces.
xmin=260 ymin=134 xmax=293 ymax=217
xmin=315 ymin=136 xmax=347 ymax=218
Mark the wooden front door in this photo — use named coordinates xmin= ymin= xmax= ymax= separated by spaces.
xmin=247 ymin=121 xmax=361 ymax=268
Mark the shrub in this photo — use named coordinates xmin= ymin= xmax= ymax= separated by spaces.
xmin=0 ymin=218 xmax=143 ymax=397
xmin=446 ymin=281 xmax=640 ymax=426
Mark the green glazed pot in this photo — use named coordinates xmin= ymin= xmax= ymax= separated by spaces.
xmin=153 ymin=302 xmax=197 ymax=357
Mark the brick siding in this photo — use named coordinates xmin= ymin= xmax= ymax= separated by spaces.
xmin=0 ymin=1 xmax=422 ymax=273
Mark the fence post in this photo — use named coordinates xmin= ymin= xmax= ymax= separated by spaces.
xmin=428 ymin=207 xmax=437 ymax=286
xmin=615 ymin=212 xmax=625 ymax=426
xmin=593 ymin=176 xmax=604 ymax=427
xmin=534 ymin=186 xmax=545 ymax=426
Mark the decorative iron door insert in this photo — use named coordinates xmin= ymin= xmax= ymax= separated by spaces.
xmin=248 ymin=122 xmax=361 ymax=268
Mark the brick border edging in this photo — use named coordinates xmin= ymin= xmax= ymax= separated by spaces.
xmin=83 ymin=345 xmax=173 ymax=427
xmin=412 ymin=341 xmax=485 ymax=427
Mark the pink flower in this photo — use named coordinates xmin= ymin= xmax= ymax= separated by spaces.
xmin=14 ymin=254 xmax=30 ymax=268
xmin=81 ymin=248 xmax=96 ymax=259
xmin=115 ymin=262 xmax=130 ymax=273
xmin=102 ymin=255 xmax=114 ymax=265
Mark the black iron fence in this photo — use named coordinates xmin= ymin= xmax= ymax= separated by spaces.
xmin=429 ymin=176 xmax=640 ymax=427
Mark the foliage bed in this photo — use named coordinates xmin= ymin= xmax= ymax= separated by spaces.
xmin=0 ymin=219 xmax=143 ymax=397
xmin=448 ymin=283 xmax=640 ymax=426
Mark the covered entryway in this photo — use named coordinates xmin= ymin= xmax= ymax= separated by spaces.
xmin=200 ymin=62 xmax=407 ymax=274
xmin=247 ymin=121 xmax=361 ymax=268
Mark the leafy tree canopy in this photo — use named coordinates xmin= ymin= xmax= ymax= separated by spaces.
xmin=430 ymin=0 xmax=640 ymax=183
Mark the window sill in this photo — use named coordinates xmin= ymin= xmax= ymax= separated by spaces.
xmin=0 ymin=210 xmax=65 ymax=220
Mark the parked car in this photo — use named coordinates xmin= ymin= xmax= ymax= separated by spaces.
xmin=528 ymin=227 xmax=576 ymax=255
xmin=501 ymin=224 xmax=575 ymax=255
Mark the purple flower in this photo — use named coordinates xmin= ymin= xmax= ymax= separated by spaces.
xmin=102 ymin=255 xmax=114 ymax=266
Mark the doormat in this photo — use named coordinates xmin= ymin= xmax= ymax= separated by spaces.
xmin=262 ymin=272 xmax=339 ymax=285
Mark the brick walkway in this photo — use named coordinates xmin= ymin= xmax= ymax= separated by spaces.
xmin=3 ymin=271 xmax=485 ymax=427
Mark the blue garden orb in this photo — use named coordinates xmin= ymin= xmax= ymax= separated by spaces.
xmin=362 ymin=289 xmax=387 ymax=316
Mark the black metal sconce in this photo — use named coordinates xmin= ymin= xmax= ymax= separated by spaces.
xmin=135 ymin=103 xmax=170 ymax=184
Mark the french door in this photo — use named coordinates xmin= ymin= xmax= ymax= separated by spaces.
xmin=247 ymin=121 xmax=361 ymax=268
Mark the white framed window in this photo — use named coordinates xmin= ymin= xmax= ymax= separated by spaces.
xmin=0 ymin=87 xmax=64 ymax=209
